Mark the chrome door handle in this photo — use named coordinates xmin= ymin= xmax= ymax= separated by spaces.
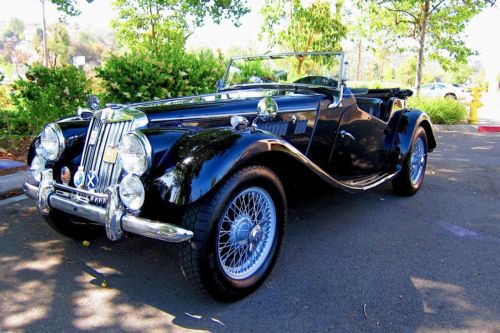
xmin=340 ymin=130 xmax=355 ymax=141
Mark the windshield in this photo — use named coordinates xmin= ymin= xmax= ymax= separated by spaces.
xmin=222 ymin=52 xmax=344 ymax=90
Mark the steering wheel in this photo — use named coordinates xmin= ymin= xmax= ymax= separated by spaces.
xmin=294 ymin=76 xmax=338 ymax=88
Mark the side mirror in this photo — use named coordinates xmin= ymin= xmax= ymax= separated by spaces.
xmin=253 ymin=97 xmax=278 ymax=128
xmin=216 ymin=79 xmax=224 ymax=91
xmin=87 ymin=95 xmax=100 ymax=111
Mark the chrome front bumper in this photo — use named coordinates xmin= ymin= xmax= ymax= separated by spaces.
xmin=24 ymin=169 xmax=193 ymax=243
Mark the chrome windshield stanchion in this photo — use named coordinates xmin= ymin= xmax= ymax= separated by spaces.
xmin=38 ymin=169 xmax=54 ymax=216
xmin=105 ymin=185 xmax=124 ymax=241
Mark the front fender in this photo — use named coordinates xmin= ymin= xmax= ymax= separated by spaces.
xmin=27 ymin=118 xmax=90 ymax=175
xmin=393 ymin=109 xmax=437 ymax=168
xmin=152 ymin=127 xmax=359 ymax=207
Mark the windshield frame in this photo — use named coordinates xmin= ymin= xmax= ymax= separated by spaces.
xmin=220 ymin=51 xmax=345 ymax=92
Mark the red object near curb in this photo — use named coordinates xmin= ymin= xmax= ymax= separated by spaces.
xmin=478 ymin=126 xmax=500 ymax=133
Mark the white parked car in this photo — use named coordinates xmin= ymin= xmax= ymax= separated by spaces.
xmin=420 ymin=83 xmax=467 ymax=100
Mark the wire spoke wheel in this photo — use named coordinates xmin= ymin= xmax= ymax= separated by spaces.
xmin=216 ymin=187 xmax=277 ymax=280
xmin=410 ymin=136 xmax=426 ymax=184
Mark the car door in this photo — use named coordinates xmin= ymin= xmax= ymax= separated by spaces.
xmin=435 ymin=84 xmax=446 ymax=97
xmin=329 ymin=102 xmax=386 ymax=177
xmin=420 ymin=84 xmax=433 ymax=98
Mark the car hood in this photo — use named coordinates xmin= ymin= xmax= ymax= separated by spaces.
xmin=133 ymin=89 xmax=323 ymax=123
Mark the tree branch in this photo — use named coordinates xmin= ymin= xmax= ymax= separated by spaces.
xmin=429 ymin=0 xmax=445 ymax=15
xmin=386 ymin=6 xmax=418 ymax=22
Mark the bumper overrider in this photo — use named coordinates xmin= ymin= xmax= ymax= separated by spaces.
xmin=24 ymin=169 xmax=194 ymax=243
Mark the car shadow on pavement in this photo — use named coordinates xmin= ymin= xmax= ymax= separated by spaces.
xmin=1 ymin=132 xmax=499 ymax=332
xmin=1 ymin=189 xmax=426 ymax=332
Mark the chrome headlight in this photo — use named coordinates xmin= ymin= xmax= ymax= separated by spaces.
xmin=30 ymin=155 xmax=46 ymax=182
xmin=118 ymin=132 xmax=151 ymax=176
xmin=119 ymin=175 xmax=145 ymax=210
xmin=40 ymin=124 xmax=65 ymax=161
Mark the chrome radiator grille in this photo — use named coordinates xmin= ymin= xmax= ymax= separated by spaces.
xmin=80 ymin=116 xmax=133 ymax=203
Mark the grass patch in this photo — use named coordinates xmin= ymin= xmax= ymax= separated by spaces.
xmin=408 ymin=96 xmax=468 ymax=125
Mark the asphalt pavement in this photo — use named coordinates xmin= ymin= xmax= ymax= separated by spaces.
xmin=0 ymin=131 xmax=499 ymax=332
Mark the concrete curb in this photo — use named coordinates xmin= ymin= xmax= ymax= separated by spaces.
xmin=0 ymin=170 xmax=31 ymax=198
xmin=433 ymin=124 xmax=500 ymax=133
xmin=433 ymin=124 xmax=478 ymax=133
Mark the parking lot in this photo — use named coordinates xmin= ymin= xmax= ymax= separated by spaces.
xmin=1 ymin=131 xmax=499 ymax=332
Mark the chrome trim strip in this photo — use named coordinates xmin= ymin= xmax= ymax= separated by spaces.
xmin=360 ymin=173 xmax=396 ymax=191
xmin=132 ymin=88 xmax=322 ymax=110
xmin=148 ymin=108 xmax=317 ymax=123
xmin=130 ymin=91 xmax=231 ymax=107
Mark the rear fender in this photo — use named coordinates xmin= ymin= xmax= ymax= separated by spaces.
xmin=392 ymin=109 xmax=437 ymax=170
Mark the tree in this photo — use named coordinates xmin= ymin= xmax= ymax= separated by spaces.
xmin=260 ymin=0 xmax=347 ymax=74
xmin=47 ymin=23 xmax=70 ymax=67
xmin=362 ymin=0 xmax=496 ymax=94
xmin=2 ymin=18 xmax=25 ymax=42
xmin=69 ymin=31 xmax=106 ymax=67
xmin=1 ymin=18 xmax=26 ymax=74
xmin=111 ymin=0 xmax=250 ymax=53
xmin=40 ymin=0 xmax=49 ymax=66
xmin=38 ymin=0 xmax=93 ymax=68
xmin=448 ymin=63 xmax=474 ymax=84
xmin=49 ymin=0 xmax=94 ymax=16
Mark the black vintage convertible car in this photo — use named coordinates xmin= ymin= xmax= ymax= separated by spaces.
xmin=24 ymin=52 xmax=436 ymax=300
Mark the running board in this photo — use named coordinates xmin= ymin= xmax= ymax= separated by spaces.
xmin=336 ymin=172 xmax=397 ymax=191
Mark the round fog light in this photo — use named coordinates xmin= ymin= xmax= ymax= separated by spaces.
xmin=119 ymin=175 xmax=145 ymax=210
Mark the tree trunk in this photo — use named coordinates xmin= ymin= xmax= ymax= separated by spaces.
xmin=415 ymin=0 xmax=430 ymax=95
xmin=297 ymin=56 xmax=304 ymax=74
xmin=297 ymin=34 xmax=314 ymax=74
xmin=148 ymin=0 xmax=157 ymax=51
xmin=356 ymin=40 xmax=362 ymax=81
xmin=41 ymin=0 xmax=49 ymax=67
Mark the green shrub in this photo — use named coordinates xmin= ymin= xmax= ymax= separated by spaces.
xmin=0 ymin=85 xmax=11 ymax=109
xmin=10 ymin=64 xmax=90 ymax=135
xmin=0 ymin=85 xmax=31 ymax=137
xmin=0 ymin=109 xmax=31 ymax=136
xmin=408 ymin=96 xmax=468 ymax=124
xmin=96 ymin=49 xmax=226 ymax=104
